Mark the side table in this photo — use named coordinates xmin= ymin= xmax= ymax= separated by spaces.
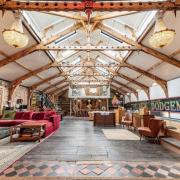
xmin=10 ymin=123 xmax=46 ymax=142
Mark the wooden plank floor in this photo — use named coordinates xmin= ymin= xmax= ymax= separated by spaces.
xmin=20 ymin=119 xmax=180 ymax=162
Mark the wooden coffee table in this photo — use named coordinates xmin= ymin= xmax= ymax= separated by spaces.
xmin=10 ymin=122 xmax=46 ymax=142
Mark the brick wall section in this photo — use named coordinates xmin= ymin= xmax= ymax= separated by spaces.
xmin=0 ymin=80 xmax=28 ymax=107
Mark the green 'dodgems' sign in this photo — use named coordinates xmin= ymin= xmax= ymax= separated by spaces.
xmin=125 ymin=97 xmax=180 ymax=112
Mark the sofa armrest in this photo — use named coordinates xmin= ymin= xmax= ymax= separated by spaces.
xmin=49 ymin=115 xmax=61 ymax=130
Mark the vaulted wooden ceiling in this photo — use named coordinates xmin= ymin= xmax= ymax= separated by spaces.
xmin=0 ymin=0 xmax=179 ymax=98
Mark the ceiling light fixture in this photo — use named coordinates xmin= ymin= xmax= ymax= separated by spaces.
xmin=152 ymin=82 xmax=158 ymax=86
xmin=149 ymin=12 xmax=175 ymax=48
xmin=2 ymin=12 xmax=29 ymax=48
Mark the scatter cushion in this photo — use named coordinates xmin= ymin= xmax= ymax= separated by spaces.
xmin=21 ymin=111 xmax=33 ymax=120
xmin=32 ymin=112 xmax=46 ymax=120
xmin=1 ymin=110 xmax=16 ymax=120
xmin=14 ymin=112 xmax=24 ymax=120
xmin=44 ymin=111 xmax=56 ymax=120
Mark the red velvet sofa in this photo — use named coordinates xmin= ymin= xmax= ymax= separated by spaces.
xmin=0 ymin=111 xmax=60 ymax=137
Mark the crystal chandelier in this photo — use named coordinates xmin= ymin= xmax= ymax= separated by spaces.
xmin=2 ymin=12 xmax=29 ymax=48
xmin=149 ymin=13 xmax=175 ymax=48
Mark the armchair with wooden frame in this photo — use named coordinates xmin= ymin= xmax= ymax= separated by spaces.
xmin=121 ymin=112 xmax=133 ymax=129
xmin=138 ymin=118 xmax=165 ymax=142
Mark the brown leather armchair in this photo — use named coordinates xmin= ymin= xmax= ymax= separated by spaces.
xmin=121 ymin=112 xmax=132 ymax=128
xmin=138 ymin=118 xmax=165 ymax=142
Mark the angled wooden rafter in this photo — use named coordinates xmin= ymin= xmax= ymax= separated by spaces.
xmin=99 ymin=45 xmax=168 ymax=97
xmin=0 ymin=44 xmax=37 ymax=68
xmin=91 ymin=11 xmax=137 ymax=22
xmin=111 ymin=84 xmax=131 ymax=101
xmin=54 ymin=87 xmax=69 ymax=97
xmin=43 ymin=79 xmax=67 ymax=93
xmin=111 ymin=88 xmax=125 ymax=96
xmin=111 ymin=84 xmax=128 ymax=95
xmin=30 ymin=73 xmax=62 ymax=90
xmin=8 ymin=63 xmax=54 ymax=100
xmin=0 ymin=23 xmax=81 ymax=68
xmin=113 ymin=79 xmax=138 ymax=99
xmin=98 ymin=23 xmax=180 ymax=68
xmin=48 ymin=84 xmax=69 ymax=95
xmin=116 ymin=72 xmax=150 ymax=99
xmin=42 ymin=11 xmax=86 ymax=21
xmin=126 ymin=62 xmax=168 ymax=97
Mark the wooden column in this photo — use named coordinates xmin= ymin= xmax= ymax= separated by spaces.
xmin=27 ymin=88 xmax=33 ymax=110
xmin=70 ymin=99 xmax=72 ymax=116
xmin=107 ymin=98 xmax=109 ymax=111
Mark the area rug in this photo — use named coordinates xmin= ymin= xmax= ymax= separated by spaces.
xmin=102 ymin=129 xmax=140 ymax=140
xmin=0 ymin=136 xmax=39 ymax=173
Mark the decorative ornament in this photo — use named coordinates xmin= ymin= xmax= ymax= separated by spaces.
xmin=2 ymin=12 xmax=29 ymax=48
xmin=149 ymin=12 xmax=175 ymax=48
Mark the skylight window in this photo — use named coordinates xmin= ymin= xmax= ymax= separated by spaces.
xmin=71 ymin=57 xmax=81 ymax=65
xmin=54 ymin=31 xmax=77 ymax=45
xmin=97 ymin=57 xmax=109 ymax=65
xmin=62 ymin=50 xmax=75 ymax=58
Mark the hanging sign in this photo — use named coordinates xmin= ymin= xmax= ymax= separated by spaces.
xmin=125 ymin=97 xmax=180 ymax=113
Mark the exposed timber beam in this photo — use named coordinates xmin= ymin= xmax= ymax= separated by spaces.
xmin=54 ymin=87 xmax=69 ymax=97
xmin=126 ymin=62 xmax=168 ymax=97
xmin=71 ymin=80 xmax=109 ymax=83
xmin=66 ymin=74 xmax=110 ymax=77
xmin=48 ymin=84 xmax=69 ymax=95
xmin=12 ymin=63 xmax=54 ymax=87
xmin=43 ymin=79 xmax=66 ymax=92
xmin=116 ymin=72 xmax=149 ymax=90
xmin=91 ymin=11 xmax=137 ymax=22
xmin=31 ymin=73 xmax=62 ymax=90
xmin=176 ymin=0 xmax=180 ymax=5
xmin=70 ymin=84 xmax=107 ymax=88
xmin=37 ymin=45 xmax=139 ymax=51
xmin=43 ymin=11 xmax=136 ymax=22
xmin=57 ymin=51 xmax=80 ymax=63
xmin=100 ymin=48 xmax=168 ymax=96
xmin=98 ymin=23 xmax=180 ymax=68
xmin=52 ymin=64 xmax=126 ymax=68
xmin=42 ymin=11 xmax=86 ymax=21
xmin=170 ymin=49 xmax=180 ymax=58
xmin=113 ymin=79 xmax=138 ymax=98
xmin=116 ymin=72 xmax=150 ymax=99
xmin=0 ymin=44 xmax=37 ymax=68
xmin=0 ymin=50 xmax=8 ymax=57
xmin=0 ymin=23 xmax=81 ymax=68
xmin=111 ymin=85 xmax=127 ymax=95
xmin=1 ymin=1 xmax=179 ymax=11
xmin=111 ymin=88 xmax=125 ymax=96
xmin=8 ymin=63 xmax=54 ymax=100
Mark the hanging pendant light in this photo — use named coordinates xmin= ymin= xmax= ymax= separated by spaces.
xmin=2 ymin=12 xmax=29 ymax=48
xmin=149 ymin=12 xmax=175 ymax=48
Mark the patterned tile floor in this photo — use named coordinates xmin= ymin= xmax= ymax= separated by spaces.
xmin=0 ymin=160 xmax=180 ymax=178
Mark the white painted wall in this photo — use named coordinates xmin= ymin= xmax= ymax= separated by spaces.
xmin=138 ymin=90 xmax=149 ymax=101
xmin=125 ymin=95 xmax=130 ymax=104
xmin=130 ymin=93 xmax=137 ymax=102
xmin=124 ymin=77 xmax=180 ymax=119
xmin=150 ymin=85 xmax=166 ymax=100
xmin=168 ymin=78 xmax=180 ymax=98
